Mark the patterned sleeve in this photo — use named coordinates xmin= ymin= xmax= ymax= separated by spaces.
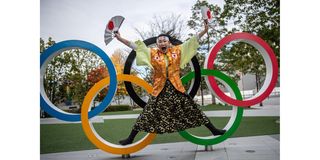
xmin=180 ymin=36 xmax=200 ymax=69
xmin=134 ymin=40 xmax=153 ymax=68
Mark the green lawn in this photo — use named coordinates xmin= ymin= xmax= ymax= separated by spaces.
xmin=41 ymin=116 xmax=280 ymax=154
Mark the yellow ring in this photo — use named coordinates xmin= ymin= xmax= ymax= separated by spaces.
xmin=81 ymin=74 xmax=156 ymax=154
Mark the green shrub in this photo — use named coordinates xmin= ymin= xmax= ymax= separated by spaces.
xmin=64 ymin=108 xmax=81 ymax=113
xmin=104 ymin=105 xmax=131 ymax=112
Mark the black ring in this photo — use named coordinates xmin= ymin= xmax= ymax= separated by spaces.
xmin=123 ymin=37 xmax=201 ymax=108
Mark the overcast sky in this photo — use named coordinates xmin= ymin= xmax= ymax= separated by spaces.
xmin=41 ymin=0 xmax=224 ymax=55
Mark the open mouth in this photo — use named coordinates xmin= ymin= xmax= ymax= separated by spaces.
xmin=161 ymin=47 xmax=167 ymax=52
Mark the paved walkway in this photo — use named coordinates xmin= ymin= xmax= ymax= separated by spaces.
xmin=41 ymin=134 xmax=279 ymax=160
xmin=40 ymin=100 xmax=280 ymax=159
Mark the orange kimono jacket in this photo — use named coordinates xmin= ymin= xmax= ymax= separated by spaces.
xmin=134 ymin=36 xmax=199 ymax=96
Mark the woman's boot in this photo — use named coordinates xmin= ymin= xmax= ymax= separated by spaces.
xmin=119 ymin=129 xmax=139 ymax=145
xmin=205 ymin=122 xmax=226 ymax=136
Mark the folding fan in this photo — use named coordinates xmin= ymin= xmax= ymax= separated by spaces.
xmin=200 ymin=6 xmax=215 ymax=28
xmin=104 ymin=15 xmax=125 ymax=46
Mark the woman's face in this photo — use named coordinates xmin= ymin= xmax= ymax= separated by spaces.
xmin=156 ymin=36 xmax=171 ymax=53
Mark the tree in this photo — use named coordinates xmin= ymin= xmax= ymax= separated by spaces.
xmin=111 ymin=49 xmax=129 ymax=105
xmin=40 ymin=37 xmax=55 ymax=53
xmin=134 ymin=14 xmax=188 ymax=40
xmin=87 ymin=48 xmax=141 ymax=106
xmin=41 ymin=37 xmax=105 ymax=111
xmin=41 ymin=37 xmax=57 ymax=104
xmin=87 ymin=66 xmax=109 ymax=103
xmin=188 ymin=0 xmax=227 ymax=105
xmin=219 ymin=0 xmax=280 ymax=104
xmin=188 ymin=0 xmax=280 ymax=105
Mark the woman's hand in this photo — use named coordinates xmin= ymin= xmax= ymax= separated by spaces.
xmin=204 ymin=20 xmax=209 ymax=33
xmin=114 ymin=31 xmax=121 ymax=40
xmin=114 ymin=31 xmax=133 ymax=48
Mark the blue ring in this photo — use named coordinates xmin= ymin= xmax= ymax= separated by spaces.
xmin=40 ymin=40 xmax=117 ymax=121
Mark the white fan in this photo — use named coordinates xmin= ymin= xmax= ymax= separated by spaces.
xmin=200 ymin=6 xmax=215 ymax=28
xmin=104 ymin=15 xmax=125 ymax=46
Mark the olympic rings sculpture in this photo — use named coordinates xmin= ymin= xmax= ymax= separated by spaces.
xmin=40 ymin=32 xmax=278 ymax=155
xmin=205 ymin=33 xmax=278 ymax=107
xmin=40 ymin=40 xmax=117 ymax=121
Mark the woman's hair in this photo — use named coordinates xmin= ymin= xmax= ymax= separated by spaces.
xmin=156 ymin=34 xmax=171 ymax=42
xmin=156 ymin=34 xmax=181 ymax=45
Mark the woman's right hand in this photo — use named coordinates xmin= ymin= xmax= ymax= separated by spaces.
xmin=113 ymin=31 xmax=134 ymax=49
xmin=114 ymin=31 xmax=121 ymax=40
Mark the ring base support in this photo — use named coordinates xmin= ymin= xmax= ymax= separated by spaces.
xmin=121 ymin=154 xmax=131 ymax=159
xmin=205 ymin=145 xmax=213 ymax=151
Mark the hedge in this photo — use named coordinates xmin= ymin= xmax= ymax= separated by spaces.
xmin=104 ymin=105 xmax=131 ymax=112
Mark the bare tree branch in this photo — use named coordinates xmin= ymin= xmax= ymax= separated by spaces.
xmin=134 ymin=13 xmax=187 ymax=40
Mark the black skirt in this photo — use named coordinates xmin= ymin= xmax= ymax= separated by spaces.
xmin=132 ymin=79 xmax=210 ymax=134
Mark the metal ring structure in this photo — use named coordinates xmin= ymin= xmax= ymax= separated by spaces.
xmin=40 ymin=40 xmax=117 ymax=121
xmin=81 ymin=74 xmax=156 ymax=155
xmin=179 ymin=69 xmax=243 ymax=145
xmin=41 ymin=32 xmax=278 ymax=154
xmin=205 ymin=32 xmax=278 ymax=107
xmin=123 ymin=37 xmax=201 ymax=108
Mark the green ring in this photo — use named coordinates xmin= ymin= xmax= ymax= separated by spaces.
xmin=179 ymin=69 xmax=244 ymax=145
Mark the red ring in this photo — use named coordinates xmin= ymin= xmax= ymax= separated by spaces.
xmin=206 ymin=32 xmax=278 ymax=107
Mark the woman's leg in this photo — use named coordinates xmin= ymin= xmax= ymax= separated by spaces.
xmin=204 ymin=121 xmax=226 ymax=136
xmin=119 ymin=129 xmax=139 ymax=145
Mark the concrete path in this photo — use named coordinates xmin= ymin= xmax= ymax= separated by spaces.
xmin=41 ymin=135 xmax=279 ymax=160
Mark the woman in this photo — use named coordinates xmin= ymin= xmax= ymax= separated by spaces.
xmin=115 ymin=22 xmax=225 ymax=145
